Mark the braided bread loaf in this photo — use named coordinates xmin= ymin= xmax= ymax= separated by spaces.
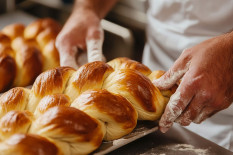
xmin=0 ymin=57 xmax=176 ymax=155
xmin=0 ymin=18 xmax=61 ymax=93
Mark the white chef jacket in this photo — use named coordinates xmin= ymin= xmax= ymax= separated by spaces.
xmin=142 ymin=0 xmax=233 ymax=151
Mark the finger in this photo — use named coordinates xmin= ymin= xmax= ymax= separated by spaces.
xmin=159 ymin=91 xmax=185 ymax=133
xmin=56 ymin=44 xmax=79 ymax=69
xmin=86 ymin=26 xmax=105 ymax=62
xmin=159 ymin=71 xmax=195 ymax=133
xmin=153 ymin=49 xmax=191 ymax=90
xmin=193 ymin=96 xmax=231 ymax=124
xmin=175 ymin=94 xmax=206 ymax=126
xmin=55 ymin=34 xmax=79 ymax=69
xmin=193 ymin=107 xmax=217 ymax=124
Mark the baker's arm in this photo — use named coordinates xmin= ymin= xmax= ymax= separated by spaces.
xmin=56 ymin=0 xmax=118 ymax=69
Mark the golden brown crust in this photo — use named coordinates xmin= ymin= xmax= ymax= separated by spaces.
xmin=34 ymin=94 xmax=70 ymax=117
xmin=103 ymin=69 xmax=165 ymax=120
xmin=13 ymin=45 xmax=43 ymax=87
xmin=0 ymin=32 xmax=11 ymax=46
xmin=11 ymin=37 xmax=38 ymax=52
xmin=28 ymin=67 xmax=75 ymax=112
xmin=6 ymin=36 xmax=43 ymax=87
xmin=24 ymin=18 xmax=61 ymax=72
xmin=24 ymin=18 xmax=61 ymax=40
xmin=41 ymin=40 xmax=60 ymax=71
xmin=0 ymin=44 xmax=15 ymax=58
xmin=0 ymin=110 xmax=33 ymax=140
xmin=108 ymin=69 xmax=157 ymax=112
xmin=72 ymin=61 xmax=114 ymax=92
xmin=72 ymin=89 xmax=138 ymax=140
xmin=0 ymin=134 xmax=61 ymax=155
xmin=108 ymin=57 xmax=152 ymax=76
xmin=0 ymin=18 xmax=61 ymax=93
xmin=0 ymin=34 xmax=16 ymax=92
xmin=34 ymin=106 xmax=100 ymax=138
xmin=73 ymin=89 xmax=137 ymax=129
xmin=2 ymin=24 xmax=25 ymax=40
xmin=36 ymin=28 xmax=58 ymax=48
xmin=0 ymin=87 xmax=30 ymax=118
xmin=64 ymin=61 xmax=114 ymax=102
xmin=36 ymin=29 xmax=59 ymax=71
xmin=30 ymin=106 xmax=104 ymax=154
xmin=32 ymin=67 xmax=75 ymax=97
xmin=0 ymin=53 xmax=16 ymax=92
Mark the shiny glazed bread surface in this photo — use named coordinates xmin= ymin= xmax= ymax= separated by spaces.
xmin=0 ymin=18 xmax=61 ymax=93
xmin=0 ymin=57 xmax=173 ymax=155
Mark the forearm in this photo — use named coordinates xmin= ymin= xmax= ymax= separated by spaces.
xmin=73 ymin=0 xmax=119 ymax=19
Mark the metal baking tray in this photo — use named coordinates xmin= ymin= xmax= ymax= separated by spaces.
xmin=93 ymin=121 xmax=158 ymax=155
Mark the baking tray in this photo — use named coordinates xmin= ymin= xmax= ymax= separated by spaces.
xmin=93 ymin=121 xmax=158 ymax=155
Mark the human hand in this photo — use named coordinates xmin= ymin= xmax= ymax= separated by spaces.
xmin=153 ymin=32 xmax=233 ymax=133
xmin=56 ymin=8 xmax=105 ymax=69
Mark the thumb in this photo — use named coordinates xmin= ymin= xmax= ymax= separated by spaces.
xmin=153 ymin=50 xmax=191 ymax=90
xmin=86 ymin=26 xmax=105 ymax=62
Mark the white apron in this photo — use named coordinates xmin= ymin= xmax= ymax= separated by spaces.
xmin=143 ymin=0 xmax=233 ymax=151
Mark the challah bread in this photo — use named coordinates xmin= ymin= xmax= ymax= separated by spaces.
xmin=71 ymin=89 xmax=138 ymax=141
xmin=103 ymin=69 xmax=165 ymax=120
xmin=0 ymin=133 xmax=62 ymax=155
xmin=30 ymin=106 xmax=104 ymax=155
xmin=24 ymin=18 xmax=61 ymax=40
xmin=2 ymin=23 xmax=43 ymax=87
xmin=12 ymin=39 xmax=43 ymax=87
xmin=35 ymin=27 xmax=60 ymax=71
xmin=24 ymin=19 xmax=60 ymax=71
xmin=0 ymin=51 xmax=16 ymax=92
xmin=0 ymin=57 xmax=172 ymax=154
xmin=0 ymin=87 xmax=31 ymax=118
xmin=0 ymin=110 xmax=33 ymax=140
xmin=64 ymin=61 xmax=114 ymax=102
xmin=0 ymin=53 xmax=16 ymax=92
xmin=27 ymin=66 xmax=75 ymax=112
xmin=2 ymin=24 xmax=25 ymax=39
xmin=0 ymin=33 xmax=16 ymax=92
xmin=107 ymin=57 xmax=152 ymax=76
xmin=0 ymin=18 xmax=61 ymax=93
xmin=0 ymin=32 xmax=11 ymax=45
xmin=34 ymin=94 xmax=71 ymax=118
